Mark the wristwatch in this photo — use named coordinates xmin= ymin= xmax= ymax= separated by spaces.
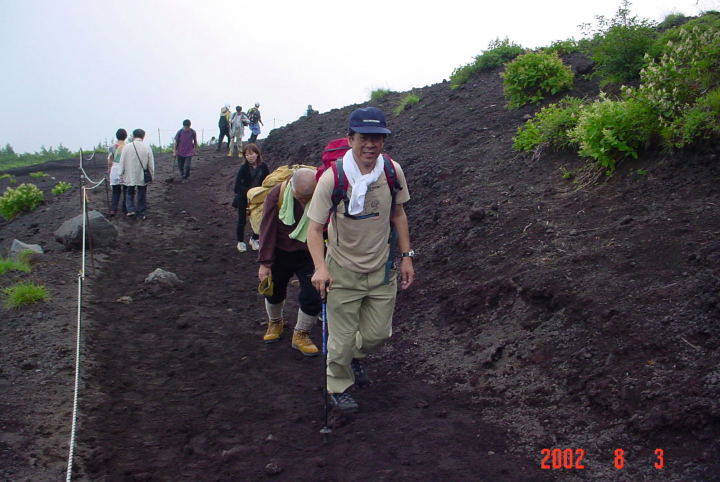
xmin=400 ymin=250 xmax=415 ymax=258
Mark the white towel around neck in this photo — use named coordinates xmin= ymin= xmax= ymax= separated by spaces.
xmin=342 ymin=150 xmax=384 ymax=215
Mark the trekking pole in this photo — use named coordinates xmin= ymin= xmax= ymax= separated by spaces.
xmin=320 ymin=292 xmax=332 ymax=439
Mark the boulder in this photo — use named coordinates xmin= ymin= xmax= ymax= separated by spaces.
xmin=54 ymin=211 xmax=118 ymax=250
xmin=144 ymin=268 xmax=183 ymax=287
xmin=1 ymin=239 xmax=44 ymax=261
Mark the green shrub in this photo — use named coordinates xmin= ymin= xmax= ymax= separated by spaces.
xmin=581 ymin=0 xmax=657 ymax=85
xmin=0 ymin=257 xmax=31 ymax=275
xmin=0 ymin=183 xmax=45 ymax=220
xmin=671 ymin=88 xmax=720 ymax=147
xmin=571 ymin=94 xmax=656 ymax=173
xmin=542 ymin=39 xmax=582 ymax=56
xmin=370 ymin=88 xmax=393 ymax=102
xmin=502 ymin=52 xmax=574 ymax=108
xmin=450 ymin=38 xmax=524 ymax=88
xmin=648 ymin=11 xmax=720 ymax=61
xmin=627 ymin=20 xmax=720 ymax=147
xmin=513 ymin=97 xmax=585 ymax=151
xmin=3 ymin=281 xmax=48 ymax=309
xmin=52 ymin=181 xmax=73 ymax=195
xmin=29 ymin=171 xmax=48 ymax=178
xmin=393 ymin=93 xmax=421 ymax=115
xmin=0 ymin=174 xmax=12 ymax=181
xmin=657 ymin=13 xmax=689 ymax=31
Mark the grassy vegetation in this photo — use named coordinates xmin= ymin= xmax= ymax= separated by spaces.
xmin=450 ymin=38 xmax=524 ymax=89
xmin=370 ymin=88 xmax=393 ymax=102
xmin=0 ymin=143 xmax=105 ymax=171
xmin=3 ymin=281 xmax=48 ymax=309
xmin=29 ymin=171 xmax=48 ymax=178
xmin=393 ymin=93 xmax=421 ymax=115
xmin=0 ymin=257 xmax=32 ymax=276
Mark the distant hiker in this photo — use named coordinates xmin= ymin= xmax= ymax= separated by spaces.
xmin=247 ymin=102 xmax=263 ymax=144
xmin=305 ymin=104 xmax=318 ymax=117
xmin=107 ymin=128 xmax=128 ymax=216
xmin=233 ymin=143 xmax=269 ymax=252
xmin=258 ymin=168 xmax=321 ymax=356
xmin=229 ymin=105 xmax=249 ymax=157
xmin=118 ymin=128 xmax=155 ymax=220
xmin=173 ymin=119 xmax=198 ymax=181
xmin=217 ymin=105 xmax=232 ymax=151
xmin=307 ymin=106 xmax=415 ymax=412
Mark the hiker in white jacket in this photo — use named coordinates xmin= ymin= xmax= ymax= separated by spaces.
xmin=118 ymin=128 xmax=155 ymax=219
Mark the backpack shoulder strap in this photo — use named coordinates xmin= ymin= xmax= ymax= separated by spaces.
xmin=381 ymin=154 xmax=402 ymax=202
xmin=330 ymin=159 xmax=349 ymax=214
xmin=277 ymin=180 xmax=288 ymax=211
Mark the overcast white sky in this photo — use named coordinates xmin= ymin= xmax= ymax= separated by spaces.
xmin=1 ymin=0 xmax=717 ymax=154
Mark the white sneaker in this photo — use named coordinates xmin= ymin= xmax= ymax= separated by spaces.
xmin=249 ymin=238 xmax=260 ymax=251
xmin=237 ymin=242 xmax=247 ymax=252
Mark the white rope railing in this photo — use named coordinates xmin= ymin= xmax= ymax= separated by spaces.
xmin=65 ymin=153 xmax=106 ymax=481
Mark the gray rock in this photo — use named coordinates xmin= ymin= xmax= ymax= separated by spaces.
xmin=264 ymin=462 xmax=283 ymax=476
xmin=54 ymin=211 xmax=118 ymax=250
xmin=144 ymin=268 xmax=183 ymax=286
xmin=0 ymin=239 xmax=43 ymax=261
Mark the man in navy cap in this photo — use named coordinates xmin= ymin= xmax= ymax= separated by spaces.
xmin=307 ymin=106 xmax=415 ymax=412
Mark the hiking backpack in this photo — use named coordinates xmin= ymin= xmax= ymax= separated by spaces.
xmin=248 ymin=108 xmax=260 ymax=124
xmin=246 ymin=164 xmax=316 ymax=233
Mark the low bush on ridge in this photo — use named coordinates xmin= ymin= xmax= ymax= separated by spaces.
xmin=370 ymin=88 xmax=393 ymax=102
xmin=580 ymin=0 xmax=657 ymax=86
xmin=502 ymin=51 xmax=574 ymax=108
xmin=450 ymin=38 xmax=524 ymax=89
xmin=514 ymin=10 xmax=720 ymax=172
xmin=393 ymin=93 xmax=420 ymax=115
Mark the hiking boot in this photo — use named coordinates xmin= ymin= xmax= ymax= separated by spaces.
xmin=351 ymin=359 xmax=369 ymax=387
xmin=263 ymin=320 xmax=283 ymax=343
xmin=237 ymin=242 xmax=247 ymax=253
xmin=249 ymin=238 xmax=260 ymax=251
xmin=329 ymin=391 xmax=359 ymax=412
xmin=126 ymin=212 xmax=135 ymax=217
xmin=291 ymin=330 xmax=319 ymax=356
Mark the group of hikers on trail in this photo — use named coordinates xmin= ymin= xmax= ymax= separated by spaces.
xmin=218 ymin=103 xmax=263 ymax=156
xmin=107 ymin=119 xmax=200 ymax=219
xmin=241 ymin=106 xmax=415 ymax=412
xmin=106 ymin=128 xmax=157 ymax=219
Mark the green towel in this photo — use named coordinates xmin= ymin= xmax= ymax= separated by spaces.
xmin=279 ymin=183 xmax=310 ymax=242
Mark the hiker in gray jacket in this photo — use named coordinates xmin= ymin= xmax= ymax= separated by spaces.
xmin=118 ymin=128 xmax=155 ymax=219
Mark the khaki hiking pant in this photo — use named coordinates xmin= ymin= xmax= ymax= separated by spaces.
xmin=229 ymin=132 xmax=243 ymax=155
xmin=326 ymin=256 xmax=397 ymax=394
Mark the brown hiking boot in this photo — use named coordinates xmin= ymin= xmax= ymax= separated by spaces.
xmin=291 ymin=330 xmax=319 ymax=356
xmin=263 ymin=320 xmax=283 ymax=343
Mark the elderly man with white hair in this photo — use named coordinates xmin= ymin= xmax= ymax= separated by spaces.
xmin=257 ymin=168 xmax=321 ymax=355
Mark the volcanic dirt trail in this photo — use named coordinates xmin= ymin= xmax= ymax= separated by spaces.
xmin=74 ymin=148 xmax=550 ymax=481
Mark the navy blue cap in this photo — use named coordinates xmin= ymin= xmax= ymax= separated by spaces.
xmin=348 ymin=107 xmax=391 ymax=134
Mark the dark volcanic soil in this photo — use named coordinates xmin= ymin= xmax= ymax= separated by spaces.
xmin=1 ymin=57 xmax=719 ymax=481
